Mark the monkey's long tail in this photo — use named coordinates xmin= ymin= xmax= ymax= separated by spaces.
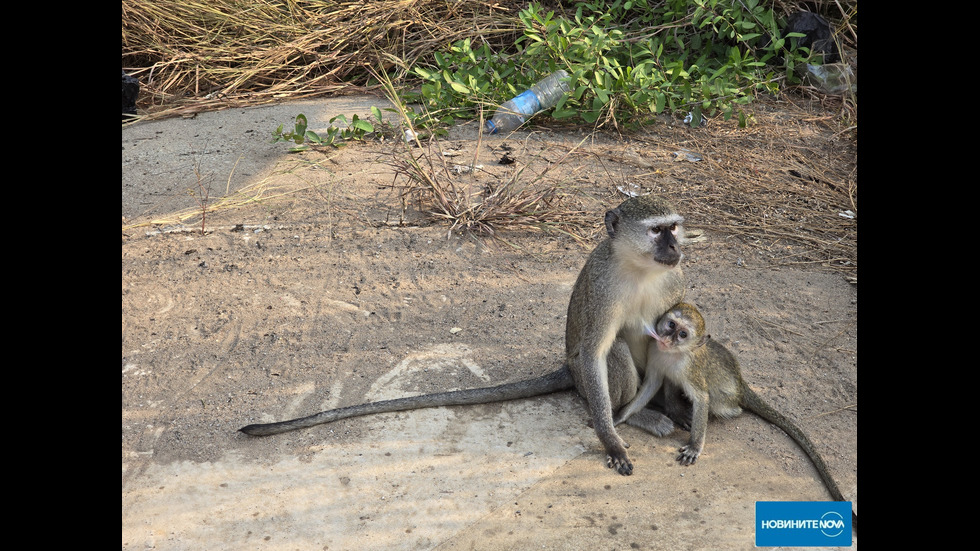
xmin=239 ymin=366 xmax=576 ymax=436
xmin=743 ymin=388 xmax=858 ymax=531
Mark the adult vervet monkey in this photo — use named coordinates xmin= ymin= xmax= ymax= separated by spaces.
xmin=241 ymin=195 xmax=686 ymax=476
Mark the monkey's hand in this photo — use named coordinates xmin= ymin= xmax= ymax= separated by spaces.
xmin=606 ymin=451 xmax=634 ymax=475
xmin=676 ymin=444 xmax=702 ymax=466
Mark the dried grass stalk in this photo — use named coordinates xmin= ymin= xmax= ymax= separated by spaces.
xmin=389 ymin=141 xmax=590 ymax=240
xmin=122 ymin=0 xmax=524 ymax=120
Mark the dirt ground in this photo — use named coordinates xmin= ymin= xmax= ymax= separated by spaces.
xmin=122 ymin=96 xmax=857 ymax=550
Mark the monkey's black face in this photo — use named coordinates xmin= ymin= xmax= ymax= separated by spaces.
xmin=604 ymin=206 xmax=684 ymax=269
xmin=648 ymin=223 xmax=682 ymax=267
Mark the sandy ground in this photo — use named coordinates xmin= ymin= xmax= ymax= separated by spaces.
xmin=122 ymin=96 xmax=857 ymax=550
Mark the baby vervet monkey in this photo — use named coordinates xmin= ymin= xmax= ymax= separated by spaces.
xmin=240 ymin=195 xmax=687 ymax=476
xmin=614 ymin=302 xmax=857 ymax=528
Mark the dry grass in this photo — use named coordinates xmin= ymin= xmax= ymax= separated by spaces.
xmin=122 ymin=0 xmax=525 ymax=121
xmin=382 ymin=90 xmax=856 ymax=275
xmin=595 ymin=93 xmax=857 ymax=275
xmin=122 ymin=0 xmax=856 ymax=123
xmin=389 ymin=139 xmax=592 ymax=241
xmin=122 ymin=0 xmax=856 ymax=273
xmin=369 ymin=66 xmax=592 ymax=242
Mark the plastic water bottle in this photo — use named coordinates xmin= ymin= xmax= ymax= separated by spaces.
xmin=484 ymin=70 xmax=571 ymax=134
xmin=803 ymin=63 xmax=856 ymax=95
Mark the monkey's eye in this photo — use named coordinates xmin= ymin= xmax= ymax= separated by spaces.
xmin=679 ymin=330 xmax=688 ymax=339
xmin=668 ymin=223 xmax=677 ymax=234
xmin=667 ymin=320 xmax=676 ymax=330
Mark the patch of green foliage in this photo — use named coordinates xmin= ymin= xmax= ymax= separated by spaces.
xmin=407 ymin=0 xmax=812 ymax=130
xmin=272 ymin=108 xmax=389 ymax=151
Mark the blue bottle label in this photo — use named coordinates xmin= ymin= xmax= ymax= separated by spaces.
xmin=510 ymin=90 xmax=542 ymax=117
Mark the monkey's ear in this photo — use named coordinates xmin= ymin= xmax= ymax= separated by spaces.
xmin=697 ymin=334 xmax=710 ymax=348
xmin=604 ymin=208 xmax=622 ymax=238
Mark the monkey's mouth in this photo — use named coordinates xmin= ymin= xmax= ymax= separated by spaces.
xmin=644 ymin=324 xmax=672 ymax=351
xmin=648 ymin=254 xmax=680 ymax=268
xmin=644 ymin=323 xmax=664 ymax=342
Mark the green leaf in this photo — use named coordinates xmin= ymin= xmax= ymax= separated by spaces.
xmin=294 ymin=114 xmax=308 ymax=136
xmin=449 ymin=81 xmax=471 ymax=94
xmin=352 ymin=119 xmax=375 ymax=133
xmin=305 ymin=131 xmax=323 ymax=144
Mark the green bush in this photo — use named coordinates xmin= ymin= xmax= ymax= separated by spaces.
xmin=408 ymin=0 xmax=813 ymax=129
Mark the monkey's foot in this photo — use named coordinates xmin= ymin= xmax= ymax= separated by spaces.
xmin=606 ymin=452 xmax=634 ymax=475
xmin=665 ymin=408 xmax=692 ymax=432
xmin=623 ymin=409 xmax=676 ymax=437
xmin=676 ymin=445 xmax=701 ymax=466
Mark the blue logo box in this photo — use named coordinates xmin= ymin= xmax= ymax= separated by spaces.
xmin=756 ymin=501 xmax=852 ymax=547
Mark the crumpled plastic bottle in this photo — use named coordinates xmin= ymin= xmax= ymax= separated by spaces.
xmin=803 ymin=63 xmax=856 ymax=95
xmin=484 ymin=70 xmax=571 ymax=134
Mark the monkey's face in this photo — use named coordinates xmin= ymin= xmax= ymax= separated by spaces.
xmin=644 ymin=220 xmax=683 ymax=267
xmin=605 ymin=207 xmax=684 ymax=269
xmin=647 ymin=305 xmax=705 ymax=353
xmin=647 ymin=313 xmax=686 ymax=352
